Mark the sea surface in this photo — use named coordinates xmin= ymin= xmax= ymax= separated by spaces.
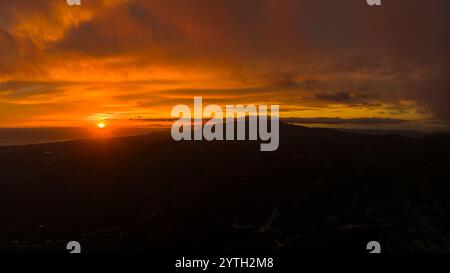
xmin=0 ymin=127 xmax=162 ymax=146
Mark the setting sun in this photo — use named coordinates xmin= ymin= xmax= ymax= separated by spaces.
xmin=97 ymin=122 xmax=106 ymax=129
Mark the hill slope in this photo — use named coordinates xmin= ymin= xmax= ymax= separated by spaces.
xmin=0 ymin=124 xmax=449 ymax=253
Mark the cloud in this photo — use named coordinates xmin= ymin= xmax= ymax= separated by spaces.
xmin=282 ymin=117 xmax=410 ymax=125
xmin=315 ymin=91 xmax=353 ymax=103
xmin=0 ymin=0 xmax=448 ymax=128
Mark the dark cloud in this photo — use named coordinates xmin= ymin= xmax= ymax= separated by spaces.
xmin=283 ymin=117 xmax=410 ymax=125
xmin=410 ymin=76 xmax=450 ymax=123
xmin=315 ymin=91 xmax=353 ymax=103
xmin=0 ymin=81 xmax=67 ymax=98
xmin=126 ymin=117 xmax=410 ymax=126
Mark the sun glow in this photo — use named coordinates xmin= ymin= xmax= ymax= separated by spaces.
xmin=97 ymin=122 xmax=106 ymax=129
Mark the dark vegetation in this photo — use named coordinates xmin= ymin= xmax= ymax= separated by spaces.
xmin=0 ymin=123 xmax=449 ymax=253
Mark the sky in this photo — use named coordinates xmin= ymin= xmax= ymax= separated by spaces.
xmin=0 ymin=0 xmax=448 ymax=130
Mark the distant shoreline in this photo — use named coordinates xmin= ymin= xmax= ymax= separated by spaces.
xmin=0 ymin=124 xmax=445 ymax=147
xmin=0 ymin=127 xmax=165 ymax=147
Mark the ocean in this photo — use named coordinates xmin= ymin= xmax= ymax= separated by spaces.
xmin=0 ymin=127 xmax=161 ymax=146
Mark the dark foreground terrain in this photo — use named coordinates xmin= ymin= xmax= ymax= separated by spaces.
xmin=0 ymin=124 xmax=449 ymax=253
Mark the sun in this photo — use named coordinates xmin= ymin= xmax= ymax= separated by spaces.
xmin=97 ymin=122 xmax=106 ymax=129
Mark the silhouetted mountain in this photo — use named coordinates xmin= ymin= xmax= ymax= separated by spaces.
xmin=0 ymin=123 xmax=449 ymax=253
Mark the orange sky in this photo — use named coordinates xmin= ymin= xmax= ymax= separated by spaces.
xmin=0 ymin=0 xmax=448 ymax=130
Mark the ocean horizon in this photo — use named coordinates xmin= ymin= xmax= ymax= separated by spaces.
xmin=0 ymin=127 xmax=163 ymax=146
